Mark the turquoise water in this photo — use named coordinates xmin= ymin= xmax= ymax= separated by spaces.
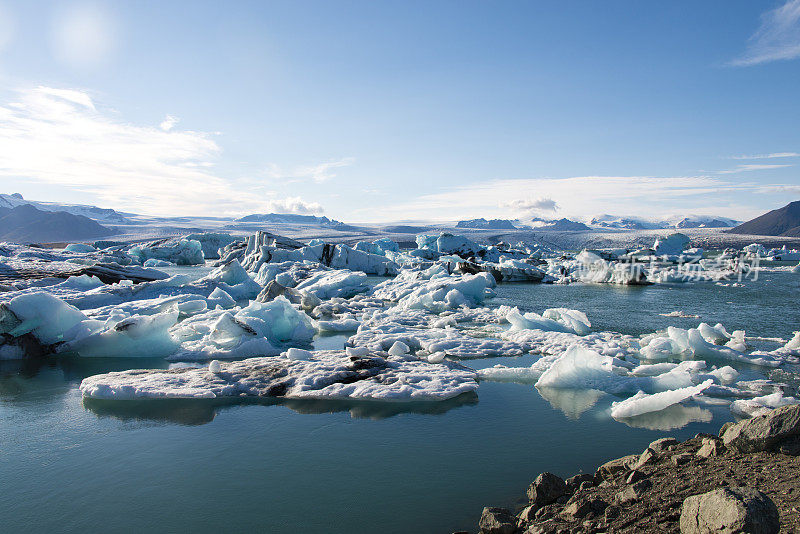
xmin=1 ymin=270 xmax=798 ymax=533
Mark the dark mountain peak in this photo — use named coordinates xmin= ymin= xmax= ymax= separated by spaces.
xmin=729 ymin=201 xmax=800 ymax=237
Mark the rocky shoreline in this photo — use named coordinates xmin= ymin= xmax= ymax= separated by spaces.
xmin=471 ymin=405 xmax=800 ymax=533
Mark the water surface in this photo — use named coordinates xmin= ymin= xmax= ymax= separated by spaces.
xmin=1 ymin=271 xmax=797 ymax=533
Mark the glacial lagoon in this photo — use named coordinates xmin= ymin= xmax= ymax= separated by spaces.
xmin=2 ymin=267 xmax=797 ymax=533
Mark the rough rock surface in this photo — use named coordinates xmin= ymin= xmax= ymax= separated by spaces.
xmin=526 ymin=472 xmax=567 ymax=507
xmin=476 ymin=430 xmax=800 ymax=533
xmin=722 ymin=405 xmax=800 ymax=453
xmin=679 ymin=486 xmax=779 ymax=534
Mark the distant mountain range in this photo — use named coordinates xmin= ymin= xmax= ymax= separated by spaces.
xmin=456 ymin=218 xmax=518 ymax=229
xmin=728 ymin=201 xmax=800 ymax=237
xmin=590 ymin=214 xmax=739 ymax=230
xmin=0 ymin=193 xmax=132 ymax=224
xmin=530 ymin=217 xmax=592 ymax=231
xmin=0 ymin=204 xmax=114 ymax=243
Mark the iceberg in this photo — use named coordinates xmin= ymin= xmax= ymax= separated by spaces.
xmin=129 ymin=238 xmax=205 ymax=266
xmin=80 ymin=349 xmax=479 ymax=401
xmin=169 ymin=296 xmax=316 ymax=360
xmin=610 ymin=379 xmax=713 ymax=419
xmin=294 ymin=270 xmax=370 ymax=299
xmin=653 ymin=233 xmax=690 ymax=256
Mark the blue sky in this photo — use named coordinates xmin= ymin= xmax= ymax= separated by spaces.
xmin=0 ymin=0 xmax=799 ymax=223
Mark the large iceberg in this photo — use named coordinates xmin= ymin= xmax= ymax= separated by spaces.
xmin=80 ymin=349 xmax=479 ymax=402
xmin=129 ymin=238 xmax=205 ymax=266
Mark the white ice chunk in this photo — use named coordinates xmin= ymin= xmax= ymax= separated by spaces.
xmin=388 ymin=341 xmax=410 ymax=356
xmin=730 ymin=391 xmax=800 ymax=417
xmin=286 ymin=347 xmax=313 ymax=360
xmin=610 ymin=379 xmax=713 ymax=419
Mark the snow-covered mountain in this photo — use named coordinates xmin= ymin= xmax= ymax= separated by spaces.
xmin=0 ymin=193 xmax=132 ymax=224
xmin=590 ymin=214 xmax=739 ymax=230
xmin=455 ymin=218 xmax=517 ymax=229
xmin=529 ymin=217 xmax=591 ymax=231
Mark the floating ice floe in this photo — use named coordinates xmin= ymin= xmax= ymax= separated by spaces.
xmin=730 ymin=391 xmax=800 ymax=417
xmin=500 ymin=306 xmax=591 ymax=335
xmin=80 ymin=349 xmax=479 ymax=401
xmin=610 ymin=379 xmax=714 ymax=419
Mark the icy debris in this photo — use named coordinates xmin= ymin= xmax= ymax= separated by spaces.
xmin=143 ymin=259 xmax=175 ymax=267
xmin=316 ymin=315 xmax=361 ymax=332
xmin=501 ymin=306 xmax=591 ymax=335
xmin=427 ymin=352 xmax=446 ymax=363
xmin=660 ymin=311 xmax=700 ymax=318
xmin=169 ymin=296 xmax=316 ymax=360
xmin=80 ymin=350 xmax=479 ymax=402
xmin=345 ymin=346 xmax=369 ymax=357
xmin=372 ymin=271 xmax=493 ymax=313
xmin=294 ymin=270 xmax=369 ymax=299
xmin=208 ymin=360 xmax=222 ymax=373
xmin=349 ymin=320 xmax=526 ymax=359
xmin=65 ymin=243 xmax=97 ymax=253
xmin=730 ymin=391 xmax=800 ymax=417
xmin=610 ymin=379 xmax=713 ymax=419
xmin=286 ymin=347 xmax=313 ymax=360
xmin=478 ymin=365 xmax=544 ymax=384
xmin=388 ymin=341 xmax=410 ymax=356
xmin=639 ymin=324 xmax=780 ymax=367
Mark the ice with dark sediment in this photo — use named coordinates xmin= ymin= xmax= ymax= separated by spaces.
xmin=79 ymin=349 xmax=479 ymax=402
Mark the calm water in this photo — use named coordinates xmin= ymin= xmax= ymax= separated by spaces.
xmin=1 ymin=269 xmax=798 ymax=533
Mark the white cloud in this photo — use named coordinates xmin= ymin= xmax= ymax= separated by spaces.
xmin=718 ymin=164 xmax=792 ymax=174
xmin=756 ymin=184 xmax=800 ymax=195
xmin=0 ymin=85 xmax=323 ymax=217
xmin=502 ymin=197 xmax=558 ymax=213
xmin=51 ymin=2 xmax=118 ymax=69
xmin=731 ymin=0 xmax=800 ymax=66
xmin=730 ymin=152 xmax=799 ymax=159
xmin=262 ymin=196 xmax=323 ymax=215
xmin=160 ymin=115 xmax=179 ymax=131
xmin=265 ymin=157 xmax=355 ymax=183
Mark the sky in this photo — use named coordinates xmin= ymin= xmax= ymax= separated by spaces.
xmin=0 ymin=0 xmax=799 ymax=224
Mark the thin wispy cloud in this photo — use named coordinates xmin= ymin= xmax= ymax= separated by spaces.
xmin=731 ymin=0 xmax=800 ymax=66
xmin=718 ymin=163 xmax=792 ymax=174
xmin=730 ymin=152 xmax=799 ymax=159
xmin=354 ymin=175 xmax=783 ymax=223
xmin=265 ymin=157 xmax=355 ymax=184
xmin=0 ymin=86 xmax=323 ymax=217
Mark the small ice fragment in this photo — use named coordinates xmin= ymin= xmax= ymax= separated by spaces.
xmin=286 ymin=347 xmax=313 ymax=360
xmin=208 ymin=360 xmax=222 ymax=373
xmin=427 ymin=352 xmax=446 ymax=363
xmin=346 ymin=346 xmax=369 ymax=357
xmin=388 ymin=341 xmax=410 ymax=356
